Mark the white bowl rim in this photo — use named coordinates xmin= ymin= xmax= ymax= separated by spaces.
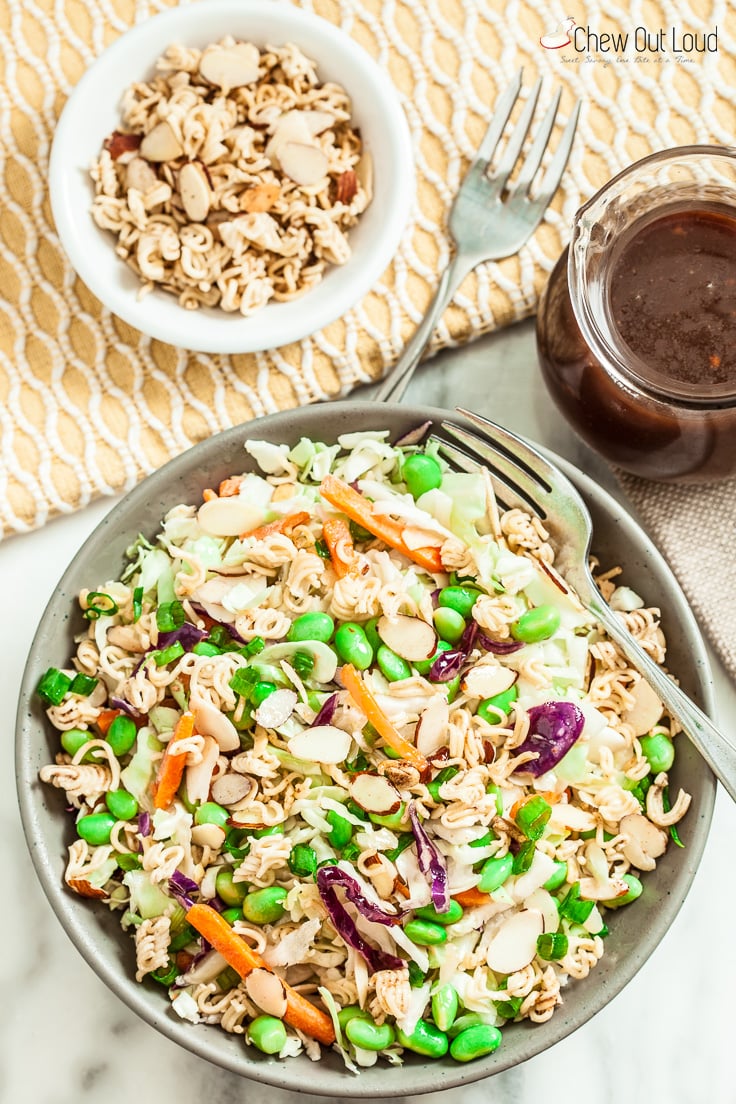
xmin=48 ymin=0 xmax=415 ymax=354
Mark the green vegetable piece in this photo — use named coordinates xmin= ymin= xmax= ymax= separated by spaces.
xmin=345 ymin=1016 xmax=396 ymax=1051
xmin=292 ymin=649 xmax=315 ymax=680
xmin=438 ymin=585 xmax=480 ymax=618
xmin=37 ymin=667 xmax=73 ymax=706
xmin=106 ymin=714 xmax=138 ymax=757
xmin=511 ymin=604 xmax=561 ymax=643
xmin=116 ymin=853 xmax=142 ymax=872
xmin=477 ymin=683 xmax=519 ymax=723
xmin=249 ymin=1015 xmax=287 ymax=1055
xmin=369 ymin=803 xmax=407 ymax=830
xmin=326 ymin=808 xmax=353 ymax=849
xmin=337 ymin=1005 xmax=371 ymax=1032
xmin=169 ymin=923 xmax=197 ymax=951
xmin=345 ymin=799 xmax=369 ymax=821
xmin=385 ymin=832 xmax=415 ymax=863
xmin=427 ymin=765 xmax=460 ymax=802
xmin=192 ymin=641 xmax=221 ymax=657
xmin=376 ymin=644 xmax=412 ymax=683
xmin=229 ymin=667 xmax=259 ymax=699
xmin=413 ymin=640 xmax=452 ymax=675
xmin=251 ymin=680 xmax=278 ymax=706
xmin=150 ymin=960 xmax=179 ymax=987
xmin=603 ymin=873 xmax=643 ymax=909
xmin=69 ymin=672 xmax=98 ymax=696
xmin=250 ymin=825 xmax=284 ymax=839
xmin=407 ymin=961 xmax=426 ymax=988
xmin=363 ymin=617 xmax=383 ymax=653
xmin=287 ymin=611 xmax=335 ymax=644
xmin=105 ymin=789 xmax=138 ymax=821
xmin=242 ymin=886 xmax=288 ymax=925
xmin=494 ymin=997 xmax=523 ymax=1020
xmin=512 ymin=840 xmax=536 ymax=875
xmin=477 ymin=853 xmax=513 ymax=893
xmin=450 ymin=1023 xmax=502 ymax=1062
xmin=403 ymin=453 xmax=443 ymax=498
xmin=515 ymin=796 xmax=552 ymax=841
xmin=152 ymin=641 xmax=185 ymax=667
xmin=404 ymin=919 xmax=448 ymax=946
xmin=314 ymin=538 xmax=330 ymax=559
xmin=83 ymin=591 xmax=119 ymax=620
xmin=216 ymin=965 xmax=241 ymax=990
xmin=243 ymin=636 xmax=265 ymax=657
xmin=156 ymin=599 xmax=185 ymax=633
xmin=639 ymin=731 xmax=675 ymax=773
xmin=432 ymin=984 xmax=459 ymax=1031
xmin=341 ymin=841 xmax=361 ymax=863
xmin=415 ymin=899 xmax=464 ymax=926
xmin=216 ymin=869 xmax=248 ymax=907
xmin=397 ymin=1019 xmax=449 ymax=1058
xmin=542 ymin=861 xmax=568 ymax=892
xmin=432 ymin=606 xmax=466 ymax=644
xmin=448 ymin=1013 xmax=488 ymax=1038
xmin=349 ymin=519 xmax=374 ymax=543
xmin=536 ymin=932 xmax=569 ymax=960
xmin=334 ymin=622 xmax=373 ymax=670
xmin=60 ymin=728 xmax=93 ymax=759
xmin=195 ymin=802 xmax=230 ymax=829
xmin=288 ymin=843 xmax=318 ymax=879
xmin=559 ymin=881 xmax=595 ymax=922
xmin=469 ymin=830 xmax=495 ymax=849
xmin=218 ymin=908 xmax=242 ymax=927
xmin=132 ymin=586 xmax=144 ymax=622
xmin=77 ymin=812 xmax=116 ymax=846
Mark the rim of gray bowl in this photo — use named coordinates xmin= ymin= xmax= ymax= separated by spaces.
xmin=16 ymin=401 xmax=716 ymax=1097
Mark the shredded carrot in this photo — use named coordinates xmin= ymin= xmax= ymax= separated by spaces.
xmin=153 ymin=711 xmax=194 ymax=810
xmin=322 ymin=517 xmax=357 ymax=578
xmin=202 ymin=488 xmax=217 ymax=502
xmin=341 ymin=664 xmax=428 ymax=771
xmin=319 ymin=475 xmax=443 ymax=574
xmin=218 ymin=475 xmax=244 ymax=497
xmin=96 ymin=709 xmax=120 ymax=736
xmin=242 ymin=511 xmax=310 ymax=541
xmin=509 ymin=797 xmax=524 ymax=821
xmin=453 ymin=887 xmax=491 ymax=908
xmin=186 ymin=903 xmax=336 ymax=1045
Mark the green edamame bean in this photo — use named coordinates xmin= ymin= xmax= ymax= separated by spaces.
xmin=105 ymin=789 xmax=138 ymax=821
xmin=404 ymin=919 xmax=447 ymax=946
xmin=221 ymin=907 xmax=243 ymax=925
xmin=376 ymin=644 xmax=412 ymax=683
xmin=250 ymin=824 xmax=284 ymax=839
xmin=345 ymin=1016 xmax=396 ymax=1051
xmin=216 ymin=869 xmax=248 ymax=907
xmin=450 ymin=1023 xmax=502 ymax=1062
xmin=427 ymin=765 xmax=459 ymax=803
xmin=369 ymin=804 xmax=407 ymax=830
xmin=363 ymin=617 xmax=383 ymax=653
xmin=287 ymin=611 xmax=335 ymax=644
xmin=242 ymin=886 xmax=288 ymax=924
xmin=415 ymin=899 xmax=464 ymax=926
xmin=511 ymin=604 xmax=561 ymax=643
xmin=397 ymin=1019 xmax=449 ymax=1058
xmin=477 ymin=853 xmax=514 ymax=893
xmin=432 ymin=984 xmax=459 ymax=1031
xmin=77 ymin=812 xmax=116 ymax=846
xmin=445 ymin=673 xmax=461 ymax=703
xmin=60 ymin=728 xmax=94 ymax=759
xmin=251 ymin=680 xmax=278 ymax=706
xmin=433 ymin=606 xmax=466 ymax=644
xmin=403 ymin=453 xmax=443 ymax=499
xmin=477 ymin=683 xmax=519 ymax=723
xmin=334 ymin=622 xmax=373 ymax=670
xmin=249 ymin=1015 xmax=287 ymax=1055
xmin=438 ymin=586 xmax=480 ymax=618
xmin=639 ymin=731 xmax=675 ymax=773
xmin=106 ymin=714 xmax=137 ymax=756
xmin=337 ymin=1005 xmax=371 ymax=1032
xmin=603 ymin=873 xmax=642 ymax=908
xmin=542 ymin=861 xmax=568 ymax=892
xmin=414 ymin=640 xmax=451 ymax=675
xmin=447 ymin=1013 xmax=487 ymax=1039
xmin=195 ymin=802 xmax=230 ymax=829
xmin=326 ymin=808 xmax=353 ymax=849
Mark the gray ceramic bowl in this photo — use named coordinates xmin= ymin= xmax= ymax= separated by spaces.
xmin=16 ymin=402 xmax=716 ymax=1097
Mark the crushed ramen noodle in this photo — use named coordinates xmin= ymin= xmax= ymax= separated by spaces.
xmin=38 ymin=429 xmax=690 ymax=1068
xmin=90 ymin=39 xmax=371 ymax=314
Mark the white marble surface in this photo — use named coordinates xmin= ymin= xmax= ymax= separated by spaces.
xmin=6 ymin=319 xmax=736 ymax=1104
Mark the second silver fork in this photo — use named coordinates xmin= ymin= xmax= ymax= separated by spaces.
xmin=375 ymin=70 xmax=580 ymax=404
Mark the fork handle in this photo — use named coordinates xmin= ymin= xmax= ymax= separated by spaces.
xmin=588 ymin=592 xmax=736 ymax=802
xmin=374 ymin=252 xmax=476 ymax=404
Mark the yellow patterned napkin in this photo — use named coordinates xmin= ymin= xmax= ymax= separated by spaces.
xmin=1 ymin=0 xmax=735 ymax=539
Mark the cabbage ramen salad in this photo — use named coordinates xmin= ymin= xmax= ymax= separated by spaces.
xmin=38 ymin=428 xmax=690 ymax=1068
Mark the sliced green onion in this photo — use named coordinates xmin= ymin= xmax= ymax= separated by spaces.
xmin=559 ymin=882 xmax=595 ymax=923
xmin=243 ymin=636 xmax=265 ymax=656
xmin=83 ymin=591 xmax=119 ymax=620
xmin=314 ymin=538 xmax=330 ymax=559
xmin=345 ymin=752 xmax=370 ymax=774
xmin=229 ymin=667 xmax=259 ymax=699
xmin=69 ymin=672 xmax=99 ymax=697
xmin=36 ymin=667 xmax=72 ymax=705
xmin=407 ymin=961 xmax=426 ymax=988
xmin=469 ymin=830 xmax=495 ymax=849
xmin=494 ymin=996 xmax=523 ymax=1019
xmin=486 ymin=782 xmax=504 ymax=816
xmin=427 ymin=765 xmax=460 ymax=802
xmin=288 ymin=843 xmax=318 ymax=879
xmin=385 ymin=832 xmax=416 ymax=862
xmin=116 ymin=853 xmax=143 ymax=871
xmin=193 ymin=641 xmax=221 ymax=657
xmin=156 ymin=599 xmax=185 ymax=633
xmin=150 ymin=960 xmax=179 ymax=987
xmin=216 ymin=966 xmax=242 ymax=990
xmin=512 ymin=839 xmax=536 ymax=875
xmin=152 ymin=641 xmax=185 ymax=667
xmin=208 ymin=625 xmax=240 ymax=652
xmin=536 ymin=932 xmax=569 ymax=960
xmin=292 ymin=650 xmax=315 ymax=679
xmin=132 ymin=585 xmax=144 ymax=622
xmin=662 ymin=785 xmax=685 ymax=848
xmin=348 ymin=519 xmax=374 ymax=543
xmin=515 ymin=796 xmax=552 ymax=841
xmin=340 ymin=841 xmax=361 ymax=863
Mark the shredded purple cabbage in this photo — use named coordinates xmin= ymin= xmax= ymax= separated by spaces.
xmin=408 ymin=803 xmax=450 ymax=913
xmin=109 ymin=696 xmax=140 ymax=718
xmin=158 ymin=622 xmax=208 ymax=651
xmin=317 ymin=866 xmax=403 ymax=925
xmin=428 ymin=648 xmax=466 ymax=682
xmin=137 ymin=811 xmax=151 ymax=837
xmin=429 ymin=587 xmax=442 ymax=608
xmin=168 ymin=869 xmax=199 ymax=909
xmin=311 ymin=692 xmax=339 ymax=727
xmin=316 ymin=869 xmax=404 ymax=974
xmin=189 ymin=604 xmax=247 ymax=645
xmin=477 ymin=633 xmax=525 ymax=656
xmin=516 ymin=701 xmax=585 ymax=776
xmin=460 ymin=620 xmax=478 ymax=654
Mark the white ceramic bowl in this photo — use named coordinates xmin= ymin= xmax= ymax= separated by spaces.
xmin=49 ymin=0 xmax=414 ymax=354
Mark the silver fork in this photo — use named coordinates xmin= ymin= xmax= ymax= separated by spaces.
xmin=434 ymin=408 xmax=736 ymax=803
xmin=375 ymin=71 xmax=580 ymax=404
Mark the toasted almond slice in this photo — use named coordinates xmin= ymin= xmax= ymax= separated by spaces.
xmin=278 ymin=108 xmax=336 ymax=137
xmin=191 ymin=822 xmax=227 ymax=850
xmin=140 ymin=120 xmax=183 ymax=163
xmin=619 ymin=812 xmax=668 ymax=871
xmin=245 ymin=969 xmax=288 ymax=1018
xmin=192 ymin=697 xmax=240 ymax=752
xmin=125 ymin=156 xmax=159 ymax=194
xmin=179 ymin=161 xmax=211 ymax=222
xmin=67 ymin=876 xmax=108 ymax=899
xmin=278 ymin=141 xmax=329 ymax=187
xmin=265 ymin=113 xmax=314 ymax=166
xmin=336 ymin=169 xmax=358 ymax=205
xmin=199 ymin=42 xmax=260 ymax=92
xmin=197 ymin=495 xmax=265 ymax=537
xmin=415 ymin=697 xmax=450 ymax=756
xmin=485 ymin=908 xmax=544 ymax=974
xmin=211 ymin=772 xmax=255 ymax=807
xmin=288 ymin=724 xmax=352 ymax=764
xmin=349 ymin=772 xmax=401 ymax=815
xmin=462 ymin=664 xmax=517 ymax=700
xmin=524 ymin=888 xmax=560 ymax=933
xmin=241 ymin=182 xmax=281 ymax=213
xmin=185 ymin=735 xmax=220 ymax=805
xmin=623 ymin=678 xmax=664 ymax=737
xmin=377 ymin=614 xmax=437 ymax=662
xmin=254 ymin=688 xmax=297 ymax=729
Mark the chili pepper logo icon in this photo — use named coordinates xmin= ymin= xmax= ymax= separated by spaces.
xmin=540 ymin=18 xmax=576 ymax=49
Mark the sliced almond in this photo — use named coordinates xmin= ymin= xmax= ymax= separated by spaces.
xmin=577 ymin=875 xmax=630 ymax=901
xmin=254 ymin=688 xmax=297 ymax=730
xmin=547 ymin=802 xmax=597 ymax=833
xmin=415 ymin=697 xmax=450 ymax=756
xmin=278 ymin=142 xmax=329 ymax=188
xmin=349 ymin=772 xmax=401 ymax=815
xmin=356 ymin=151 xmax=373 ymax=203
xmin=245 ymin=969 xmax=288 ymax=1018
xmin=107 ymin=624 xmax=148 ymax=653
xmin=358 ymin=851 xmax=397 ymax=899
xmin=524 ymin=888 xmax=560 ymax=933
xmin=139 ymin=120 xmax=183 ymax=163
xmin=185 ymin=735 xmax=220 ymax=805
xmin=191 ymin=822 xmax=226 ymax=850
xmin=67 ymin=877 xmax=108 ymax=899
xmin=336 ymin=169 xmax=358 ymax=205
xmin=211 ymin=772 xmax=255 ymax=807
xmin=104 ymin=130 xmax=142 ymax=160
xmin=241 ymin=182 xmax=280 ymax=213
xmin=461 ymin=664 xmax=517 ymax=700
xmin=287 ymin=724 xmax=352 ymax=764
xmin=377 ymin=614 xmax=437 ymax=662
xmin=125 ymin=156 xmax=159 ymax=194
xmin=192 ymin=697 xmax=240 ymax=753
xmin=179 ymin=161 xmax=211 ymax=223
xmin=277 ymin=109 xmax=336 ymax=137
xmin=265 ymin=113 xmax=314 ymax=167
xmin=197 ymin=495 xmax=265 ymax=537
xmin=623 ymin=678 xmax=664 ymax=737
xmin=619 ymin=812 xmax=668 ymax=871
xmin=485 ymin=908 xmax=544 ymax=974
xmin=377 ymin=759 xmax=421 ymax=789
xmin=199 ymin=42 xmax=260 ymax=93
